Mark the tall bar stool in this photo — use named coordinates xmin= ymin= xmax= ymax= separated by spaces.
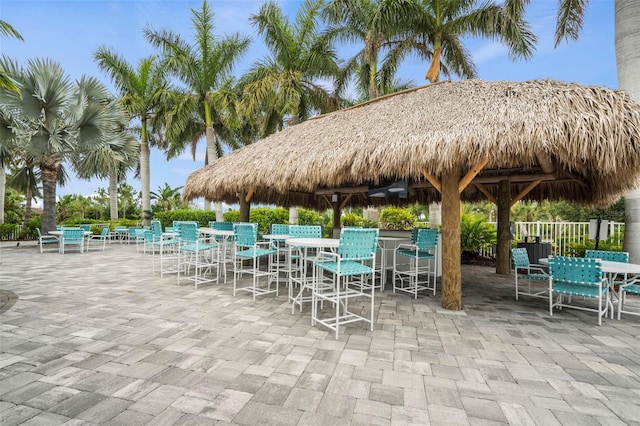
xmin=312 ymin=228 xmax=379 ymax=339
xmin=177 ymin=222 xmax=219 ymax=288
xmin=287 ymin=225 xmax=323 ymax=311
xmin=233 ymin=223 xmax=279 ymax=300
xmin=393 ymin=228 xmax=439 ymax=298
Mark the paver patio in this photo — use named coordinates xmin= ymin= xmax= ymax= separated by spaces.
xmin=0 ymin=241 xmax=639 ymax=425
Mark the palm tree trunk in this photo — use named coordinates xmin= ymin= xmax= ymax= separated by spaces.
xmin=205 ymin=127 xmax=217 ymax=214
xmin=0 ymin=167 xmax=5 ymax=224
xmin=24 ymin=187 xmax=33 ymax=223
xmin=140 ymin=124 xmax=151 ymax=226
xmin=40 ymin=163 xmax=58 ymax=234
xmin=616 ymin=0 xmax=640 ymax=262
xmin=109 ymin=172 xmax=118 ymax=221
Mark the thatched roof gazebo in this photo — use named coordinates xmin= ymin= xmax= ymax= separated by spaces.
xmin=183 ymin=79 xmax=640 ymax=310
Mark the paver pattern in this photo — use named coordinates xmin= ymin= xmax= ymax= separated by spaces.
xmin=0 ymin=242 xmax=639 ymax=425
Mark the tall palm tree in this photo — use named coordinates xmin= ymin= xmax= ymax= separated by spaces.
xmin=323 ymin=0 xmax=418 ymax=100
xmin=244 ymin=0 xmax=341 ymax=223
xmin=74 ymin=116 xmax=139 ymax=221
xmin=246 ymin=0 xmax=341 ymax=123
xmin=94 ymin=50 xmax=169 ymax=226
xmin=519 ymin=0 xmax=640 ymax=261
xmin=7 ymin=157 xmax=41 ymax=223
xmin=144 ymin=0 xmax=250 ymax=220
xmin=1 ymin=58 xmax=127 ymax=233
xmin=395 ymin=0 xmax=537 ymax=83
xmin=0 ymin=103 xmax=19 ymax=224
xmin=614 ymin=0 xmax=640 ymax=262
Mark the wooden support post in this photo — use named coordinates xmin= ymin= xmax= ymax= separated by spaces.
xmin=239 ymin=191 xmax=250 ymax=222
xmin=496 ymin=180 xmax=511 ymax=275
xmin=441 ymin=167 xmax=462 ymax=310
xmin=332 ymin=195 xmax=341 ymax=238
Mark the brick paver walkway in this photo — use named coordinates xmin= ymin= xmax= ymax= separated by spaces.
xmin=0 ymin=242 xmax=638 ymax=425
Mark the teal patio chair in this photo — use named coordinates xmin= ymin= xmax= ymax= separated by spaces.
xmin=394 ymin=228 xmax=439 ymax=298
xmin=312 ymin=228 xmax=379 ymax=339
xmin=86 ymin=227 xmax=110 ymax=251
xmin=585 ymin=250 xmax=629 ymax=263
xmin=177 ymin=221 xmax=219 ymax=288
xmin=60 ymin=228 xmax=85 ymax=254
xmin=36 ymin=228 xmax=59 ymax=253
xmin=548 ymin=256 xmax=611 ymax=325
xmin=512 ymin=247 xmax=549 ymax=300
xmin=233 ymin=223 xmax=278 ymax=300
xmin=618 ymin=277 xmax=640 ymax=320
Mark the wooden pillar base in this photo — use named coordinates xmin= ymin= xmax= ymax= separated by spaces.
xmin=441 ymin=168 xmax=463 ymax=310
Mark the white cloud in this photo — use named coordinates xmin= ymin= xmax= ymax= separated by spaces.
xmin=472 ymin=42 xmax=509 ymax=64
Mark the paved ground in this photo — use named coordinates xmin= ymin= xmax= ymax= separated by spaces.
xmin=0 ymin=241 xmax=639 ymax=425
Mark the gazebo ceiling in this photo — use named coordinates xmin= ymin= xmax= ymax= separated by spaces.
xmin=183 ymin=79 xmax=640 ymax=208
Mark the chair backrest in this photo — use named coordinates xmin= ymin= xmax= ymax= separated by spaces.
xmin=178 ymin=222 xmax=199 ymax=243
xmin=415 ymin=228 xmax=438 ymax=250
xmin=100 ymin=227 xmax=110 ymax=237
xmin=585 ymin=250 xmax=629 ymax=263
xmin=289 ymin=225 xmax=322 ymax=238
xmin=511 ymin=248 xmax=531 ymax=268
xmin=151 ymin=220 xmax=163 ymax=238
xmin=36 ymin=227 xmax=44 ymax=238
xmin=338 ymin=228 xmax=379 ymax=261
xmin=549 ymin=256 xmax=604 ymax=286
xmin=62 ymin=228 xmax=85 ymax=244
xmin=271 ymin=224 xmax=290 ymax=235
xmin=212 ymin=221 xmax=234 ymax=231
xmin=78 ymin=224 xmax=91 ymax=231
xmin=233 ymin=223 xmax=258 ymax=248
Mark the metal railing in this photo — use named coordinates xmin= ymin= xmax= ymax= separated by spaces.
xmin=483 ymin=221 xmax=625 ymax=257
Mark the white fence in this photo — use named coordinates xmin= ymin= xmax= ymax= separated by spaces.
xmin=3 ymin=221 xmax=627 ymax=257
xmin=484 ymin=221 xmax=625 ymax=257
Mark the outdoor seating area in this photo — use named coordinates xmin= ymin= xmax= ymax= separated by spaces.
xmin=1 ymin=239 xmax=639 ymax=425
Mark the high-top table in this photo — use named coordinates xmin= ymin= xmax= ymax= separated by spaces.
xmin=198 ymin=228 xmax=235 ymax=282
xmin=286 ymin=237 xmax=340 ymax=313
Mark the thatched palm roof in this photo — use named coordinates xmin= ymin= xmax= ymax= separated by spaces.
xmin=183 ymin=79 xmax=640 ymax=208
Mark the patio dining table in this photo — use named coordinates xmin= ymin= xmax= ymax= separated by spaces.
xmin=286 ymin=237 xmax=340 ymax=312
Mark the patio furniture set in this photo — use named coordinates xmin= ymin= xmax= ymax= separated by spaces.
xmin=141 ymin=221 xmax=440 ymax=339
xmin=512 ymin=247 xmax=640 ymax=324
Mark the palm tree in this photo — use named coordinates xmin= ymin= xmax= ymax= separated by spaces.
xmin=323 ymin=0 xmax=418 ymax=100
xmin=1 ymin=58 xmax=127 ymax=233
xmin=519 ymin=0 xmax=640 ymax=261
xmin=144 ymin=0 xmax=250 ymax=220
xmin=244 ymin=0 xmax=341 ymax=223
xmin=94 ymin=50 xmax=170 ymax=226
xmin=395 ymin=0 xmax=537 ymax=83
xmin=614 ymin=0 xmax=640 ymax=262
xmin=74 ymin=117 xmax=139 ymax=221
xmin=150 ymin=183 xmax=184 ymax=212
xmin=0 ymin=19 xmax=23 ymax=94
xmin=0 ymin=102 xmax=20 ymax=224
xmin=6 ymin=157 xmax=41 ymax=223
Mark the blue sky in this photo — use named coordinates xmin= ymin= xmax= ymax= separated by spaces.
xmin=1 ymin=0 xmax=617 ymax=202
